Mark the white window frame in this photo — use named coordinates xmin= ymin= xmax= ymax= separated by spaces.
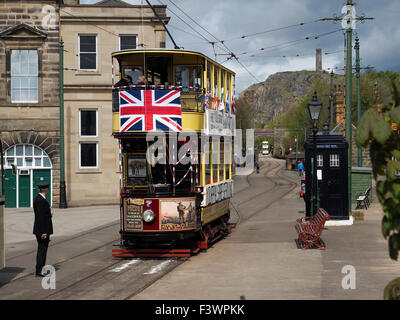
xmin=4 ymin=144 xmax=52 ymax=169
xmin=79 ymin=109 xmax=98 ymax=138
xmin=317 ymin=154 xmax=323 ymax=167
xmin=78 ymin=34 xmax=98 ymax=71
xmin=119 ymin=34 xmax=138 ymax=51
xmin=11 ymin=50 xmax=38 ymax=103
xmin=330 ymin=154 xmax=340 ymax=167
xmin=79 ymin=142 xmax=98 ymax=169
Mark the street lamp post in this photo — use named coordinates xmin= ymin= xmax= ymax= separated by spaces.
xmin=307 ymin=92 xmax=323 ymax=216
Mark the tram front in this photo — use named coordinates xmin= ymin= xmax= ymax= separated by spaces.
xmin=111 ymin=49 xmax=236 ymax=249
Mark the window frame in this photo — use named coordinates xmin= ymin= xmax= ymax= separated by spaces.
xmin=79 ymin=142 xmax=98 ymax=169
xmin=79 ymin=109 xmax=98 ymax=138
xmin=119 ymin=34 xmax=138 ymax=51
xmin=78 ymin=34 xmax=98 ymax=71
xmin=10 ymin=49 xmax=39 ymax=103
xmin=329 ymin=154 xmax=340 ymax=167
xmin=317 ymin=154 xmax=324 ymax=167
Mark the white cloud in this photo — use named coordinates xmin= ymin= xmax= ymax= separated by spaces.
xmin=78 ymin=0 xmax=400 ymax=93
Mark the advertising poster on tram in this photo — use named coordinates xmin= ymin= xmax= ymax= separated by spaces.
xmin=160 ymin=198 xmax=196 ymax=231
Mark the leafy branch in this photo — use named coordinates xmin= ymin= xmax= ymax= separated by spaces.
xmin=356 ymin=80 xmax=400 ymax=300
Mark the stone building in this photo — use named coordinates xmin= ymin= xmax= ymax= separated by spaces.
xmin=0 ymin=0 xmax=62 ymax=208
xmin=60 ymin=0 xmax=168 ymax=206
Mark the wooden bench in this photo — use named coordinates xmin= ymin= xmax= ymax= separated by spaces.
xmin=355 ymin=187 xmax=371 ymax=210
xmin=295 ymin=208 xmax=331 ymax=250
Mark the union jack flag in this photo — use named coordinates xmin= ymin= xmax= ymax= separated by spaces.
xmin=119 ymin=90 xmax=182 ymax=132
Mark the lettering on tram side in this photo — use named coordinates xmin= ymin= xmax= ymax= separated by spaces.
xmin=124 ymin=199 xmax=143 ymax=231
xmin=202 ymin=180 xmax=234 ymax=207
xmin=204 ymin=109 xmax=236 ymax=136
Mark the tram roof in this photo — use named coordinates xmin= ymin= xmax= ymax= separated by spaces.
xmin=111 ymin=48 xmax=235 ymax=75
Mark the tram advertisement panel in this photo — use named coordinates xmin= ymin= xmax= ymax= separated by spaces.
xmin=124 ymin=198 xmax=144 ymax=231
xmin=160 ymin=198 xmax=196 ymax=231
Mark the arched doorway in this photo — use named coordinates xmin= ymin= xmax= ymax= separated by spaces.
xmin=4 ymin=144 xmax=52 ymax=208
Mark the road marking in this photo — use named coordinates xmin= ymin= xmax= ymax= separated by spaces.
xmin=143 ymin=260 xmax=173 ymax=275
xmin=109 ymin=259 xmax=141 ymax=273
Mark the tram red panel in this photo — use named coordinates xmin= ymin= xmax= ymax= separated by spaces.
xmin=143 ymin=198 xmax=160 ymax=231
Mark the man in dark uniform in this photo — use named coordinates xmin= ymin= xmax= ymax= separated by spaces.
xmin=33 ymin=182 xmax=53 ymax=277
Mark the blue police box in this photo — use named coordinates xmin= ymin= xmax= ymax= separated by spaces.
xmin=304 ymin=128 xmax=349 ymax=219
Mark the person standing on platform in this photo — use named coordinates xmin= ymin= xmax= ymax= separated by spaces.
xmin=33 ymin=182 xmax=53 ymax=277
xmin=298 ymin=160 xmax=304 ymax=177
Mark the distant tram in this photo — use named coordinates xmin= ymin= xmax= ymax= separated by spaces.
xmin=111 ymin=49 xmax=236 ymax=252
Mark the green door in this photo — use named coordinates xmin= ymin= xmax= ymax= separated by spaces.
xmin=33 ymin=170 xmax=51 ymax=204
xmin=4 ymin=169 xmax=16 ymax=208
xmin=18 ymin=171 xmax=31 ymax=208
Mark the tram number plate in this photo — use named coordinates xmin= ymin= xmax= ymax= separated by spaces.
xmin=125 ymin=204 xmax=143 ymax=231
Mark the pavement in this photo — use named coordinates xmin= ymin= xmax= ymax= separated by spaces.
xmin=1 ymin=156 xmax=399 ymax=300
xmin=133 ymin=157 xmax=399 ymax=300
xmin=4 ymin=205 xmax=119 ymax=260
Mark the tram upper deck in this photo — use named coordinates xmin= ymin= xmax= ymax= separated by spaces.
xmin=111 ymin=49 xmax=236 ymax=135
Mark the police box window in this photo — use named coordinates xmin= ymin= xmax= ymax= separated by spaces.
xmin=317 ymin=154 xmax=323 ymax=167
xmin=120 ymin=35 xmax=137 ymax=50
xmin=330 ymin=154 xmax=340 ymax=167
xmin=79 ymin=35 xmax=97 ymax=70
xmin=80 ymin=143 xmax=98 ymax=168
xmin=79 ymin=110 xmax=98 ymax=137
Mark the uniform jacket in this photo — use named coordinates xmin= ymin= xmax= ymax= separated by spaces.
xmin=33 ymin=194 xmax=53 ymax=236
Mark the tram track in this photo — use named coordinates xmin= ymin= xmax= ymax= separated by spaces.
xmin=0 ymin=157 xmax=299 ymax=300
xmin=6 ymin=220 xmax=120 ymax=262
xmin=237 ymin=160 xmax=281 ymax=207
xmin=230 ymin=158 xmax=298 ymax=226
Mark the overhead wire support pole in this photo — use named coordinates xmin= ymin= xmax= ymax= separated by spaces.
xmin=355 ymin=36 xmax=362 ymax=167
xmin=321 ymin=1 xmax=373 ymax=213
xmin=145 ymin=0 xmax=180 ymax=49
xmin=59 ymin=39 xmax=67 ymax=208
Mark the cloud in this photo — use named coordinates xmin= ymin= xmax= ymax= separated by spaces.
xmin=79 ymin=0 xmax=399 ymax=93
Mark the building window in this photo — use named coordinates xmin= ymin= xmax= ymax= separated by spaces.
xmin=330 ymin=154 xmax=340 ymax=167
xmin=79 ymin=142 xmax=98 ymax=168
xmin=79 ymin=109 xmax=98 ymax=137
xmin=11 ymin=50 xmax=38 ymax=103
xmin=79 ymin=35 xmax=97 ymax=70
xmin=4 ymin=144 xmax=52 ymax=168
xmin=119 ymin=35 xmax=137 ymax=50
xmin=317 ymin=154 xmax=323 ymax=167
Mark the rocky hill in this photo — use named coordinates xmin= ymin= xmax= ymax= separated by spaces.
xmin=239 ymin=71 xmax=332 ymax=126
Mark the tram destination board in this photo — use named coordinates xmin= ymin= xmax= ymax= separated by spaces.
xmin=124 ymin=199 xmax=143 ymax=231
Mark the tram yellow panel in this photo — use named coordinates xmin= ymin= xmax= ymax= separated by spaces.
xmin=113 ymin=112 xmax=204 ymax=133
xmin=201 ymin=199 xmax=230 ymax=225
xmin=182 ymin=112 xmax=204 ymax=131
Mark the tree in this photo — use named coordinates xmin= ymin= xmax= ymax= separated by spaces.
xmin=356 ymin=80 xmax=400 ymax=300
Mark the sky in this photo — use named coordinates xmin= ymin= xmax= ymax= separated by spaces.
xmin=80 ymin=0 xmax=400 ymax=94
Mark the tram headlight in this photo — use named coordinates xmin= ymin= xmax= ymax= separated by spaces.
xmin=143 ymin=209 xmax=156 ymax=223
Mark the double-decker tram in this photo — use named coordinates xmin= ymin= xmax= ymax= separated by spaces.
xmin=111 ymin=49 xmax=236 ymax=257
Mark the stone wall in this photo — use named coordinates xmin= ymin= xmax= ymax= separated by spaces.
xmin=0 ymin=0 xmax=60 ymax=207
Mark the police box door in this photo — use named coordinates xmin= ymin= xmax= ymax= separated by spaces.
xmin=318 ymin=149 xmax=349 ymax=219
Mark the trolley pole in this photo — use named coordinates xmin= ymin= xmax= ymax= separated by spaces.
xmin=59 ymin=39 xmax=67 ymax=208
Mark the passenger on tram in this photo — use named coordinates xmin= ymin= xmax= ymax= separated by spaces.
xmin=115 ymin=74 xmax=133 ymax=88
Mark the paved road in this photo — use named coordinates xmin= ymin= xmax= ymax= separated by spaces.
xmin=0 ymin=156 xmax=398 ymax=299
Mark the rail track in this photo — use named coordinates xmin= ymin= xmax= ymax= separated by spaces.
xmin=0 ymin=157 xmax=299 ymax=300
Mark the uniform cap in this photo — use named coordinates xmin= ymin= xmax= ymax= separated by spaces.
xmin=37 ymin=181 xmax=50 ymax=189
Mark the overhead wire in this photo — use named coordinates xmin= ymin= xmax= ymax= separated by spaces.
xmin=164 ymin=0 xmax=261 ymax=82
xmin=239 ymin=29 xmax=343 ymax=59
